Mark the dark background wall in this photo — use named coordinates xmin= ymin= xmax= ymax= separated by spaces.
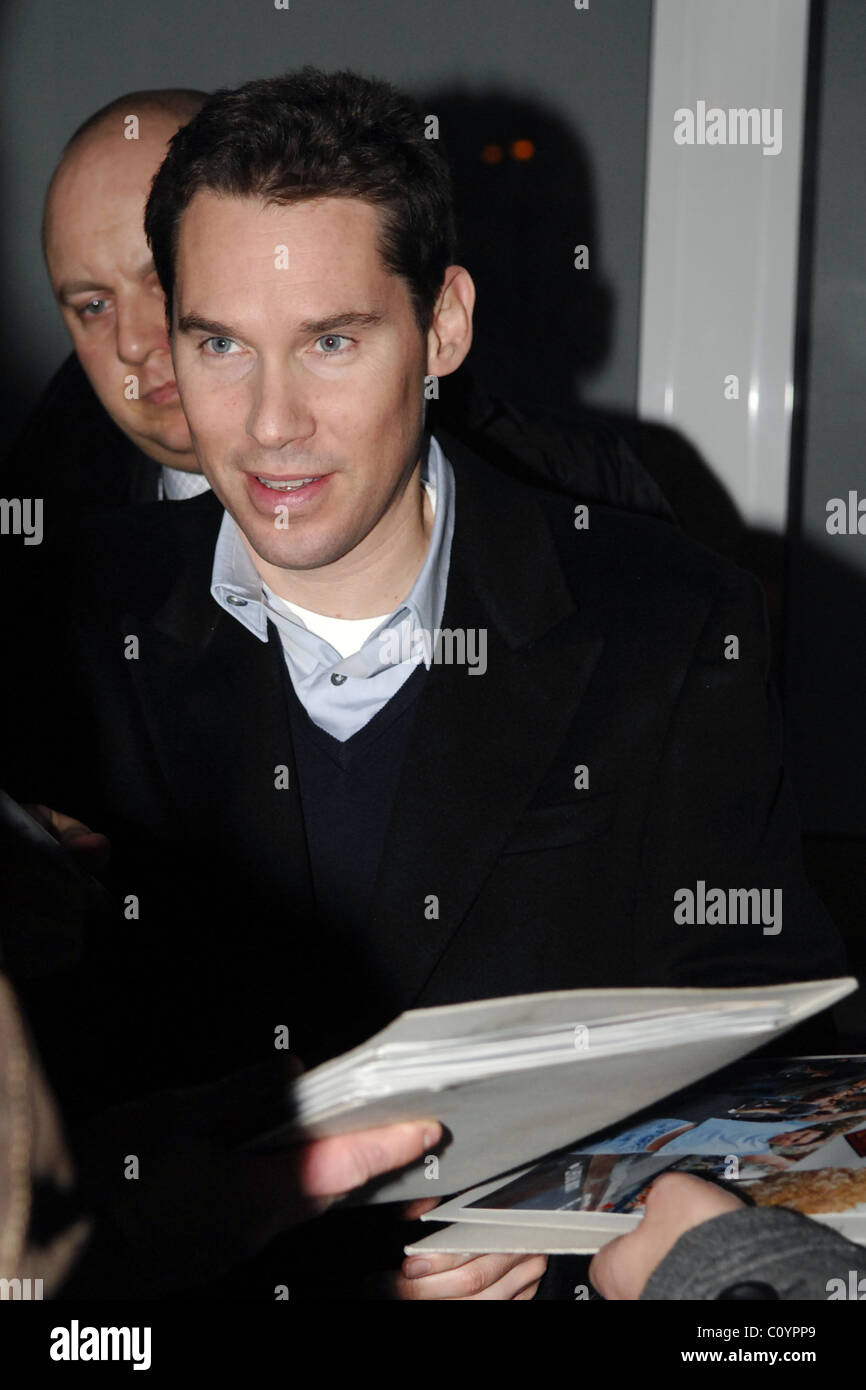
xmin=0 ymin=0 xmax=652 ymax=448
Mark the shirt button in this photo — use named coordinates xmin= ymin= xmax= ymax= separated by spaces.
xmin=226 ymin=594 xmax=248 ymax=607
xmin=330 ymin=673 xmax=348 ymax=686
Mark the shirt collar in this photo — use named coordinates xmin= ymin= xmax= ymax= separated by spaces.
xmin=210 ymin=433 xmax=455 ymax=668
xmin=160 ymin=466 xmax=212 ymax=502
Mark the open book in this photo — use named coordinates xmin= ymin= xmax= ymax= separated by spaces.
xmin=406 ymin=1047 xmax=866 ymax=1257
xmin=246 ymin=976 xmax=856 ymax=1208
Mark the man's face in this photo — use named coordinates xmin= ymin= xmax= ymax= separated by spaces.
xmin=45 ymin=117 xmax=197 ymax=470
xmin=172 ymin=193 xmax=431 ymax=573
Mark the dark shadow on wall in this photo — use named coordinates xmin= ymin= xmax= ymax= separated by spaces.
xmin=425 ymin=85 xmax=866 ymax=1036
xmin=421 ymin=84 xmax=612 ymax=414
xmin=424 ymin=88 xmax=760 ymax=582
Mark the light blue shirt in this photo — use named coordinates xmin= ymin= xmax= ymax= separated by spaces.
xmin=210 ymin=434 xmax=455 ymax=740
xmin=159 ymin=467 xmax=212 ymax=501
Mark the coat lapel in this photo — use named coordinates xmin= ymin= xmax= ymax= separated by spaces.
xmin=121 ymin=501 xmax=315 ymax=920
xmin=366 ymin=436 xmax=605 ymax=1015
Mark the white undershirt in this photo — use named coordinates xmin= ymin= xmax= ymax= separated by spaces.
xmin=266 ymin=594 xmax=392 ymax=659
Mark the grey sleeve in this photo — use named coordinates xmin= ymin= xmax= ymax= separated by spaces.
xmin=641 ymin=1205 xmax=866 ymax=1301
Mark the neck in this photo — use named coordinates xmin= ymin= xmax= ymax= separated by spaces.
xmin=245 ymin=462 xmax=434 ymax=619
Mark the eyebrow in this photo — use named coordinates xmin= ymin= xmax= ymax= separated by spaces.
xmin=176 ymin=309 xmax=386 ymax=338
xmin=58 ymin=280 xmax=110 ymax=303
xmin=58 ymin=260 xmax=157 ymax=304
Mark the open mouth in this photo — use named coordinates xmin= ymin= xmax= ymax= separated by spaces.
xmin=255 ymin=476 xmax=317 ymax=491
xmin=143 ymin=382 xmax=179 ymax=406
xmin=246 ymin=472 xmax=331 ymax=509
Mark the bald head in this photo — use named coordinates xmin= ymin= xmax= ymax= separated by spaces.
xmin=44 ymin=90 xmax=205 ymax=255
xmin=43 ymin=90 xmax=206 ymax=470
xmin=66 ymin=89 xmax=205 ymax=152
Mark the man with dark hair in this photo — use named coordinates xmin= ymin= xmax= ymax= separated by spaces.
xmin=146 ymin=69 xmax=458 ymax=340
xmin=8 ymin=67 xmax=846 ymax=1301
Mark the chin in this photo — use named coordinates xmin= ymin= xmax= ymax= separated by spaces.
xmin=114 ymin=414 xmax=190 ymax=460
xmin=133 ymin=401 xmax=191 ymax=450
xmin=247 ymin=535 xmax=324 ymax=571
xmin=244 ymin=519 xmax=349 ymax=572
xmin=154 ymin=424 xmax=196 ymax=456
xmin=160 ymin=451 xmax=199 ymax=471
xmin=145 ymin=435 xmax=197 ymax=468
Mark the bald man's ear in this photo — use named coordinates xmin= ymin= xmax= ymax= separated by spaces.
xmin=426 ymin=266 xmax=474 ymax=380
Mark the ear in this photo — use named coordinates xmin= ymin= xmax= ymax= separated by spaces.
xmin=425 ymin=266 xmax=475 ymax=380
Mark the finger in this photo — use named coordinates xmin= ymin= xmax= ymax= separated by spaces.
xmin=590 ymin=1218 xmax=667 ymax=1302
xmin=57 ymin=829 xmax=111 ymax=870
xmin=403 ymin=1255 xmax=548 ymax=1301
xmin=401 ymin=1250 xmax=476 ymax=1279
xmin=22 ymin=803 xmax=52 ymax=831
xmin=397 ymin=1251 xmax=545 ymax=1299
xmin=513 ymin=1283 xmax=542 ymax=1300
xmin=642 ymin=1171 xmax=744 ymax=1230
xmin=589 ymin=1235 xmax=628 ymax=1300
xmin=462 ymin=1256 xmax=546 ymax=1302
xmin=401 ymin=1247 xmax=534 ymax=1279
xmin=24 ymin=803 xmax=111 ymax=869
xmin=295 ymin=1120 xmax=442 ymax=1202
xmin=34 ymin=805 xmax=93 ymax=842
xmin=401 ymin=1196 xmax=440 ymax=1220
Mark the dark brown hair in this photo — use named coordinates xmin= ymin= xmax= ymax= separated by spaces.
xmin=145 ymin=67 xmax=456 ymax=336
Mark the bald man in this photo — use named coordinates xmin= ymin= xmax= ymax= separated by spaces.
xmin=2 ymin=89 xmax=211 ymax=515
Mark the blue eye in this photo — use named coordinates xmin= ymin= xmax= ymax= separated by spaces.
xmin=205 ymin=336 xmax=235 ymax=355
xmin=80 ymin=298 xmax=109 ymax=318
xmin=316 ymin=334 xmax=351 ymax=354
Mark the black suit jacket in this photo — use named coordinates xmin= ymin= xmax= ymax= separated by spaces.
xmin=5 ymin=430 xmax=846 ymax=1297
xmin=1 ymin=353 xmax=160 ymax=512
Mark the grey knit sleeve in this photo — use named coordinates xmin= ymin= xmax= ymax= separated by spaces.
xmin=641 ymin=1204 xmax=866 ymax=1301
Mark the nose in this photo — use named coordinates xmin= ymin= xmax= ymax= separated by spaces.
xmin=115 ymin=291 xmax=170 ymax=366
xmin=247 ymin=360 xmax=315 ymax=452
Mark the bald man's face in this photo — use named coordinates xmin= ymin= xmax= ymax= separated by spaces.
xmin=44 ymin=114 xmax=197 ymax=470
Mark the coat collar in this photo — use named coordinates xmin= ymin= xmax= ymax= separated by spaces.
xmin=143 ymin=430 xmax=580 ymax=656
xmin=434 ymin=425 xmax=579 ymax=648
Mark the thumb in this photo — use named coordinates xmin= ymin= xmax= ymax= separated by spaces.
xmin=23 ymin=803 xmax=111 ymax=869
xmin=296 ymin=1119 xmax=442 ymax=1202
xmin=236 ymin=1119 xmax=443 ymax=1238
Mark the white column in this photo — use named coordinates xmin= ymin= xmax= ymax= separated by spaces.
xmin=638 ymin=0 xmax=810 ymax=531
